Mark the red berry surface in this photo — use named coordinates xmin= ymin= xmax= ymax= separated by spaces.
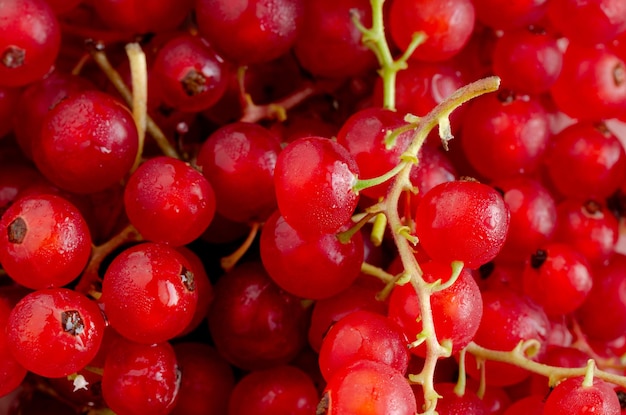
xmin=101 ymin=242 xmax=198 ymax=344
xmin=415 ymin=180 xmax=510 ymax=269
xmin=124 ymin=156 xmax=216 ymax=246
xmin=0 ymin=193 xmax=92 ymax=289
xmin=6 ymin=288 xmax=105 ymax=378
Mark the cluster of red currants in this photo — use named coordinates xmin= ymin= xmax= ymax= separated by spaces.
xmin=2 ymin=0 xmax=626 ymax=414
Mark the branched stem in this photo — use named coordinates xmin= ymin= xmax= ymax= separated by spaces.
xmin=353 ymin=0 xmax=426 ymax=110
xmin=466 ymin=342 xmax=626 ymax=389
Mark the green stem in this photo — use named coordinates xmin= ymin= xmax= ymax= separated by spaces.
xmin=466 ymin=342 xmax=626 ymax=388
xmin=353 ymin=161 xmax=408 ymax=193
xmin=353 ymin=0 xmax=426 ymax=110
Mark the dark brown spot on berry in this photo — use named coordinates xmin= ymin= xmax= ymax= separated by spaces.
xmin=1 ymin=46 xmax=25 ymax=68
xmin=62 ymin=310 xmax=85 ymax=336
xmin=582 ymin=200 xmax=603 ymax=218
xmin=181 ymin=69 xmax=208 ymax=96
xmin=530 ymin=249 xmax=548 ymax=269
xmin=180 ymin=266 xmax=196 ymax=292
xmin=8 ymin=217 xmax=27 ymax=244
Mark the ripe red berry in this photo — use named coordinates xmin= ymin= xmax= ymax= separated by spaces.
xmin=415 ymin=180 xmax=510 ymax=269
xmin=101 ymin=243 xmax=198 ymax=344
xmin=274 ymin=136 xmax=360 ymax=236
xmin=124 ymin=156 xmax=216 ymax=246
xmin=33 ymin=90 xmax=139 ymax=194
xmin=0 ymin=0 xmax=61 ymax=87
xmin=102 ymin=339 xmax=180 ymax=415
xmin=6 ymin=288 xmax=105 ymax=378
xmin=543 ymin=376 xmax=621 ymax=415
xmin=0 ymin=193 xmax=92 ymax=290
xmin=260 ymin=210 xmax=364 ymax=300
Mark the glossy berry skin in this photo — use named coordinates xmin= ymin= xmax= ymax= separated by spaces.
xmin=293 ymin=0 xmax=376 ymax=78
xmin=228 ymin=366 xmax=319 ymax=415
xmin=12 ymin=71 xmax=93 ymax=159
xmin=102 ymin=339 xmax=180 ymax=415
xmin=553 ymin=199 xmax=619 ymax=265
xmin=543 ymin=376 xmax=621 ymax=415
xmin=0 ymin=291 xmax=26 ymax=397
xmin=274 ymin=136 xmax=360 ymax=236
xmin=6 ymin=288 xmax=105 ymax=378
xmin=92 ymin=0 xmax=194 ymax=34
xmin=415 ymin=180 xmax=510 ymax=269
xmin=389 ymin=0 xmax=475 ymax=62
xmin=544 ymin=121 xmax=626 ymax=200
xmin=547 ymin=0 xmax=626 ymax=45
xmin=124 ymin=156 xmax=216 ymax=246
xmin=0 ymin=193 xmax=92 ymax=290
xmin=577 ymin=254 xmax=626 ymax=341
xmin=207 ymin=262 xmax=308 ymax=371
xmin=522 ymin=244 xmax=593 ymax=316
xmin=467 ymin=288 xmax=549 ymax=386
xmin=388 ymin=262 xmax=483 ymax=357
xmin=0 ymin=0 xmax=61 ymax=87
xmin=33 ymin=90 xmax=139 ymax=194
xmin=319 ymin=360 xmax=417 ymax=415
xmin=196 ymin=0 xmax=304 ymax=64
xmin=550 ymin=45 xmax=626 ymax=121
xmin=151 ymin=35 xmax=229 ymax=113
xmin=174 ymin=247 xmax=214 ymax=337
xmin=336 ymin=108 xmax=414 ymax=199
xmin=473 ymin=0 xmax=548 ymax=30
xmin=260 ymin=211 xmax=364 ymax=300
xmin=171 ymin=342 xmax=234 ymax=415
xmin=319 ymin=310 xmax=409 ymax=382
xmin=460 ymin=91 xmax=550 ymax=180
xmin=492 ymin=28 xmax=563 ymax=95
xmin=308 ymin=278 xmax=388 ymax=352
xmin=196 ymin=121 xmax=281 ymax=223
xmin=493 ymin=177 xmax=557 ymax=264
xmin=101 ymin=243 xmax=198 ymax=344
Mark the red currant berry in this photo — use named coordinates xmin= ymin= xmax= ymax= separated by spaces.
xmin=319 ymin=360 xmax=417 ymax=415
xmin=196 ymin=0 xmax=304 ymax=64
xmin=544 ymin=121 xmax=626 ymax=200
xmin=319 ymin=310 xmax=409 ymax=382
xmin=6 ymin=288 xmax=105 ymax=378
xmin=293 ymin=0 xmax=376 ymax=78
xmin=274 ymin=136 xmax=360 ymax=236
xmin=260 ymin=211 xmax=364 ymax=300
xmin=101 ymin=242 xmax=198 ymax=344
xmin=102 ymin=338 xmax=180 ymax=415
xmin=196 ymin=121 xmax=281 ymax=223
xmin=171 ymin=342 xmax=235 ymax=415
xmin=0 ymin=193 xmax=92 ymax=289
xmin=0 ymin=0 xmax=60 ymax=87
xmin=388 ymin=261 xmax=483 ymax=357
xmin=473 ymin=0 xmax=548 ymax=30
xmin=522 ymin=244 xmax=593 ymax=316
xmin=415 ymin=180 xmax=510 ymax=269
xmin=389 ymin=0 xmax=475 ymax=62
xmin=228 ymin=365 xmax=319 ymax=415
xmin=92 ymin=0 xmax=194 ymax=34
xmin=33 ymin=90 xmax=139 ymax=194
xmin=151 ymin=34 xmax=229 ymax=113
xmin=543 ymin=376 xmax=621 ymax=415
xmin=460 ymin=91 xmax=551 ymax=180
xmin=207 ymin=262 xmax=308 ymax=370
xmin=124 ymin=156 xmax=216 ymax=246
xmin=548 ymin=0 xmax=626 ymax=45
